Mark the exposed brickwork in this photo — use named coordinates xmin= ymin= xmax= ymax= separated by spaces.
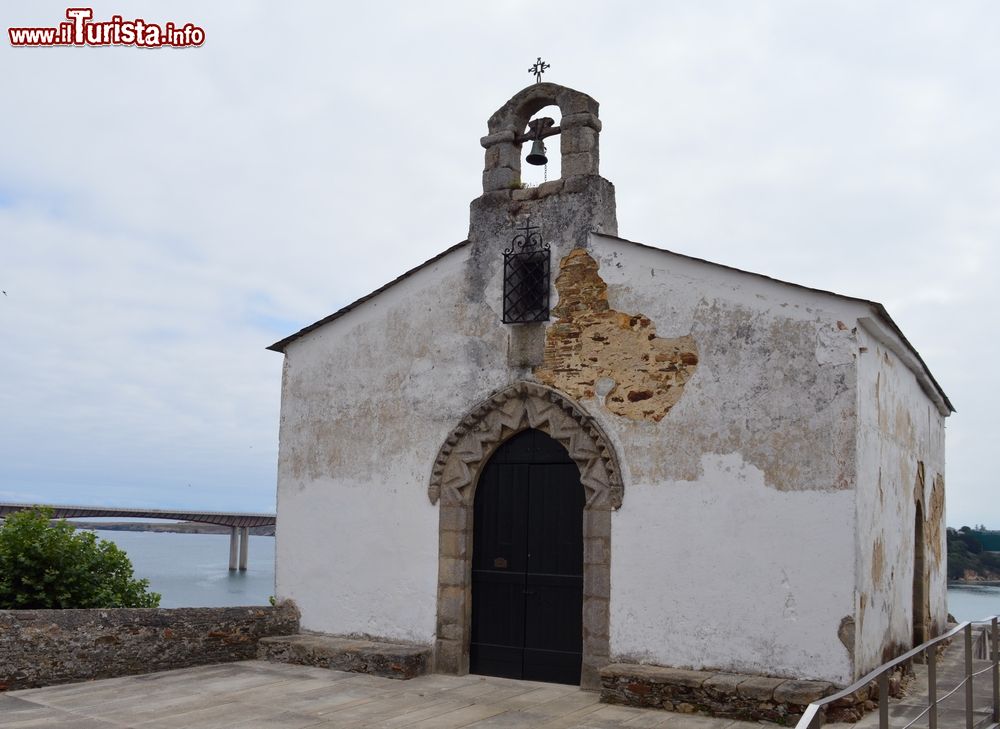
xmin=534 ymin=249 xmax=698 ymax=422
xmin=0 ymin=604 xmax=299 ymax=690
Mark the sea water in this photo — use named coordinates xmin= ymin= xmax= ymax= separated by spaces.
xmin=93 ymin=529 xmax=274 ymax=608
xmin=91 ymin=529 xmax=1000 ymax=619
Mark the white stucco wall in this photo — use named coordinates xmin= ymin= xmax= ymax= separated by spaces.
xmin=853 ymin=324 xmax=948 ymax=676
xmin=275 ymin=243 xmax=513 ymax=642
xmin=586 ymin=235 xmax=863 ymax=684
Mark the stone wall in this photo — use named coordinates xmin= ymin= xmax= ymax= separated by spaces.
xmin=601 ymin=663 xmax=910 ymax=724
xmin=0 ymin=604 xmax=299 ymax=690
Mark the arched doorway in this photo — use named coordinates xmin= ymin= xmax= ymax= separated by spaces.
xmin=913 ymin=502 xmax=928 ymax=646
xmin=429 ymin=381 xmax=621 ymax=689
xmin=471 ymin=429 xmax=584 ymax=685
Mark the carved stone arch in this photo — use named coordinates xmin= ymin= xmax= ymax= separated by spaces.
xmin=480 ymin=82 xmax=603 ymax=192
xmin=428 ymin=381 xmax=623 ymax=509
xmin=431 ymin=381 xmax=619 ymax=689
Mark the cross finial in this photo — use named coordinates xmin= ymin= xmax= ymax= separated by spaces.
xmin=529 ymin=57 xmax=550 ymax=84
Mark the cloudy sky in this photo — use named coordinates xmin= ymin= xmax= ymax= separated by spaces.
xmin=1 ymin=2 xmax=997 ymax=527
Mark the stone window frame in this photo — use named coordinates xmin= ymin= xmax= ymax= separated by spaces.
xmin=428 ymin=381 xmax=623 ymax=689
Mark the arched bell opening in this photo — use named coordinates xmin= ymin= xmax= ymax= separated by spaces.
xmin=480 ymin=83 xmax=602 ymax=193
xmin=520 ymin=105 xmax=562 ymax=187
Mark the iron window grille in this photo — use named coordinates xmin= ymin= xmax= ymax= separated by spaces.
xmin=503 ymin=219 xmax=550 ymax=323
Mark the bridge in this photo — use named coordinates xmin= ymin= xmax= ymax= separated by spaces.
xmin=0 ymin=503 xmax=276 ymax=571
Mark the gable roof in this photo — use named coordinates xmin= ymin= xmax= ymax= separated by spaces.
xmin=267 ymin=233 xmax=953 ymax=415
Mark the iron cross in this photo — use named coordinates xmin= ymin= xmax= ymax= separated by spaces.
xmin=529 ymin=57 xmax=550 ymax=83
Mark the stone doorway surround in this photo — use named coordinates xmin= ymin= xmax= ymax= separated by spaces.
xmin=428 ymin=381 xmax=623 ymax=689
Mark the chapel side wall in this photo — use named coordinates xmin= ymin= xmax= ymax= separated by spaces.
xmin=582 ymin=235 xmax=861 ymax=686
xmin=853 ymin=326 xmax=947 ymax=677
xmin=275 ymin=244 xmax=514 ymax=645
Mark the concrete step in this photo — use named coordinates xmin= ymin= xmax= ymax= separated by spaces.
xmin=257 ymin=634 xmax=431 ymax=680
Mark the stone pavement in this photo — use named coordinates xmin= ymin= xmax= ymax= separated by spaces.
xmin=0 ymin=660 xmax=768 ymax=729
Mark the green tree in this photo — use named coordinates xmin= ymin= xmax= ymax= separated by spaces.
xmin=0 ymin=507 xmax=160 ymax=609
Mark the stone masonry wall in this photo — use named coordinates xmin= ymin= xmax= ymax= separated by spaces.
xmin=0 ymin=604 xmax=299 ymax=690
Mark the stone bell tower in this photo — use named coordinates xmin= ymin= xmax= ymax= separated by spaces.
xmin=469 ymin=81 xmax=618 ymax=257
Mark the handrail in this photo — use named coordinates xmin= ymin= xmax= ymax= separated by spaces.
xmin=796 ymin=616 xmax=1000 ymax=729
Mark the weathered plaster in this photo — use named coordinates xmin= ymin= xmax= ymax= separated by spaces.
xmin=534 ymin=248 xmax=699 ymax=422
xmin=610 ymin=453 xmax=856 ymax=685
xmin=853 ymin=325 xmax=947 ymax=676
xmin=927 ymin=474 xmax=945 ymax=566
xmin=276 ymin=243 xmax=512 ymax=644
xmin=586 ymin=235 xmax=859 ymax=495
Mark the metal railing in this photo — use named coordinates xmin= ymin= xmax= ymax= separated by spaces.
xmin=796 ymin=617 xmax=1000 ymax=729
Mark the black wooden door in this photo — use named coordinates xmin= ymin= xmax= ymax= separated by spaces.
xmin=470 ymin=429 xmax=584 ymax=685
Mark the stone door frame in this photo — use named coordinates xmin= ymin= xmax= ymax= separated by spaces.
xmin=428 ymin=381 xmax=623 ymax=689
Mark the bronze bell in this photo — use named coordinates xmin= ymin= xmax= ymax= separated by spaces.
xmin=526 ymin=139 xmax=547 ymax=166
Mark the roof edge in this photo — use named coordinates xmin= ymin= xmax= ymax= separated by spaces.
xmin=592 ymin=231 xmax=954 ymax=414
xmin=266 ymin=240 xmax=470 ymax=353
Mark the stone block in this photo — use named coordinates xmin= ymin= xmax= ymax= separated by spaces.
xmin=482 ymin=166 xmax=518 ymax=192
xmin=560 ymin=111 xmax=602 ymax=131
xmin=480 ymin=130 xmax=515 ymax=148
xmin=584 ymin=509 xmax=612 ymax=538
xmin=439 ymin=506 xmax=469 ymax=531
xmin=437 ymin=586 xmax=466 ymax=624
xmin=434 ymin=638 xmax=462 ymax=674
xmin=583 ymin=597 xmax=609 ymax=636
xmin=260 ymin=634 xmax=430 ymax=680
xmin=583 ymin=632 xmax=609 ymax=656
xmin=439 ymin=530 xmax=467 ymax=558
xmin=703 ymin=673 xmax=747 ymax=694
xmin=602 ymin=663 xmax=708 ymax=689
xmin=562 ymin=151 xmax=599 ymax=177
xmin=584 ymin=564 xmax=610 ymax=599
xmin=584 ymin=537 xmax=608 ymax=565
xmin=536 ymin=179 xmax=564 ymax=198
xmin=438 ymin=557 xmax=466 ymax=586
xmin=773 ymin=679 xmax=835 ymax=706
xmin=512 ymin=187 xmax=538 ymax=201
xmin=736 ymin=675 xmax=783 ymax=701
xmin=561 ymin=127 xmax=598 ymax=155
xmin=508 ymin=324 xmax=545 ymax=368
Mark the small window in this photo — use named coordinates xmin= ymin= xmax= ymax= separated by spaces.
xmin=503 ymin=220 xmax=550 ymax=323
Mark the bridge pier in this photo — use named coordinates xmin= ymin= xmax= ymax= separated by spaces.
xmin=229 ymin=527 xmax=239 ymax=571
xmin=239 ymin=527 xmax=249 ymax=571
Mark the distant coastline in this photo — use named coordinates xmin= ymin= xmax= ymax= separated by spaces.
xmin=68 ymin=521 xmax=275 ymax=537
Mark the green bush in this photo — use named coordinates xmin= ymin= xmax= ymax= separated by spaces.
xmin=0 ymin=507 xmax=160 ymax=609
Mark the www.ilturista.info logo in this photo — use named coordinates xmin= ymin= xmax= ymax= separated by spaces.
xmin=9 ymin=8 xmax=205 ymax=48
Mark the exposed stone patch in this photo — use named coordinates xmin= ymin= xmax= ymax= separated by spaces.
xmin=534 ymin=248 xmax=698 ymax=422
xmin=872 ymin=537 xmax=885 ymax=586
xmin=0 ymin=604 xmax=299 ymax=691
xmin=838 ymin=615 xmax=856 ymax=662
xmin=928 ymin=473 xmax=945 ymax=565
